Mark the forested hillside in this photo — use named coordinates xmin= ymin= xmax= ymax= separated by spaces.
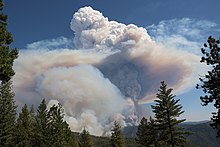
xmin=121 ymin=122 xmax=220 ymax=147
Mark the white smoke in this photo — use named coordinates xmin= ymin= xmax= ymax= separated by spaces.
xmin=13 ymin=6 xmax=206 ymax=135
xmin=71 ymin=6 xmax=152 ymax=50
xmin=36 ymin=65 xmax=129 ymax=135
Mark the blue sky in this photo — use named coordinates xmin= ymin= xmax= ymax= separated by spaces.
xmin=5 ymin=0 xmax=220 ymax=49
xmin=4 ymin=0 xmax=220 ymax=122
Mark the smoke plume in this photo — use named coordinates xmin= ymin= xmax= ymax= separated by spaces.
xmin=13 ymin=6 xmax=205 ymax=135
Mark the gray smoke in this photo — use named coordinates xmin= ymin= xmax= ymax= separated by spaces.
xmin=13 ymin=6 xmax=206 ymax=136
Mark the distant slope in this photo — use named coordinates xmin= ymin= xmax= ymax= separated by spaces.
xmin=182 ymin=120 xmax=209 ymax=125
xmin=122 ymin=121 xmax=220 ymax=147
xmin=85 ymin=121 xmax=220 ymax=147
xmin=181 ymin=122 xmax=220 ymax=147
xmin=91 ymin=134 xmax=137 ymax=147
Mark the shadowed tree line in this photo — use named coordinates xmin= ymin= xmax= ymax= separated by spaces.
xmin=14 ymin=100 xmax=78 ymax=147
xmin=1 ymin=97 xmax=127 ymax=147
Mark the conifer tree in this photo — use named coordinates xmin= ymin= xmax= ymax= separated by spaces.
xmin=79 ymin=128 xmax=94 ymax=147
xmin=0 ymin=81 xmax=17 ymax=146
xmin=35 ymin=100 xmax=78 ymax=147
xmin=196 ymin=36 xmax=220 ymax=137
xmin=151 ymin=81 xmax=188 ymax=147
xmin=110 ymin=121 xmax=126 ymax=147
xmin=35 ymin=99 xmax=48 ymax=147
xmin=46 ymin=103 xmax=65 ymax=146
xmin=0 ymin=0 xmax=18 ymax=146
xmin=14 ymin=104 xmax=35 ymax=147
xmin=46 ymin=103 xmax=76 ymax=147
xmin=136 ymin=117 xmax=159 ymax=147
xmin=0 ymin=0 xmax=18 ymax=83
xmin=29 ymin=105 xmax=38 ymax=146
xmin=29 ymin=104 xmax=36 ymax=124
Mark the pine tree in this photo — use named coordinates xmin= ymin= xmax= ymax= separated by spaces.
xmin=46 ymin=103 xmax=76 ymax=147
xmin=110 ymin=121 xmax=126 ymax=147
xmin=14 ymin=104 xmax=35 ymax=147
xmin=29 ymin=104 xmax=36 ymax=124
xmin=151 ymin=81 xmax=189 ymax=147
xmin=35 ymin=99 xmax=48 ymax=147
xmin=29 ymin=105 xmax=38 ymax=146
xmin=46 ymin=103 xmax=65 ymax=146
xmin=0 ymin=0 xmax=18 ymax=146
xmin=62 ymin=121 xmax=79 ymax=147
xmin=79 ymin=128 xmax=94 ymax=147
xmin=196 ymin=36 xmax=220 ymax=137
xmin=35 ymin=100 xmax=78 ymax=147
xmin=135 ymin=117 xmax=159 ymax=147
xmin=0 ymin=0 xmax=18 ymax=83
xmin=0 ymin=81 xmax=17 ymax=146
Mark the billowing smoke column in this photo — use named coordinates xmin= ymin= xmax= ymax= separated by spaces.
xmin=70 ymin=7 xmax=198 ymax=101
xmin=71 ymin=7 xmax=152 ymax=50
xmin=13 ymin=6 xmax=203 ymax=136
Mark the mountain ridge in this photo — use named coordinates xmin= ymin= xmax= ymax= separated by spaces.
xmin=122 ymin=121 xmax=220 ymax=147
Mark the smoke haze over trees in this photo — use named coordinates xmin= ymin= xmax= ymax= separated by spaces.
xmin=11 ymin=6 xmax=207 ymax=136
xmin=2 ymin=0 xmax=220 ymax=146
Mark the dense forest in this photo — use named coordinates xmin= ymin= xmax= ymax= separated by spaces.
xmin=1 ymin=0 xmax=220 ymax=146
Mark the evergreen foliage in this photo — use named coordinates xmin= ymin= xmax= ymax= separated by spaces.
xmin=14 ymin=104 xmax=36 ymax=147
xmin=29 ymin=105 xmax=38 ymax=146
xmin=151 ymin=81 xmax=189 ymax=147
xmin=135 ymin=117 xmax=158 ymax=147
xmin=196 ymin=36 xmax=220 ymax=137
xmin=0 ymin=0 xmax=18 ymax=83
xmin=110 ymin=121 xmax=126 ymax=147
xmin=0 ymin=81 xmax=16 ymax=146
xmin=46 ymin=103 xmax=76 ymax=147
xmin=35 ymin=99 xmax=48 ymax=147
xmin=14 ymin=100 xmax=78 ymax=147
xmin=0 ymin=1 xmax=18 ymax=146
xmin=79 ymin=128 xmax=94 ymax=147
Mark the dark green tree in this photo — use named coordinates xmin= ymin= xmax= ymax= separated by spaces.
xmin=29 ymin=104 xmax=39 ymax=146
xmin=0 ymin=0 xmax=18 ymax=146
xmin=14 ymin=104 xmax=35 ymax=147
xmin=46 ymin=103 xmax=76 ymax=147
xmin=35 ymin=100 xmax=78 ymax=147
xmin=0 ymin=81 xmax=17 ymax=146
xmin=196 ymin=36 xmax=220 ymax=137
xmin=35 ymin=99 xmax=48 ymax=147
xmin=110 ymin=121 xmax=126 ymax=147
xmin=29 ymin=104 xmax=36 ymax=124
xmin=0 ymin=0 xmax=18 ymax=83
xmin=136 ymin=117 xmax=159 ymax=147
xmin=79 ymin=128 xmax=94 ymax=147
xmin=152 ymin=81 xmax=188 ymax=147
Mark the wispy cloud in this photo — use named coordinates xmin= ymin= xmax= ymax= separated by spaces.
xmin=147 ymin=18 xmax=218 ymax=42
xmin=147 ymin=18 xmax=219 ymax=55
xmin=26 ymin=36 xmax=74 ymax=50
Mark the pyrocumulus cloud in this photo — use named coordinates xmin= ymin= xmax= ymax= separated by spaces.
xmin=13 ymin=6 xmax=206 ymax=135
